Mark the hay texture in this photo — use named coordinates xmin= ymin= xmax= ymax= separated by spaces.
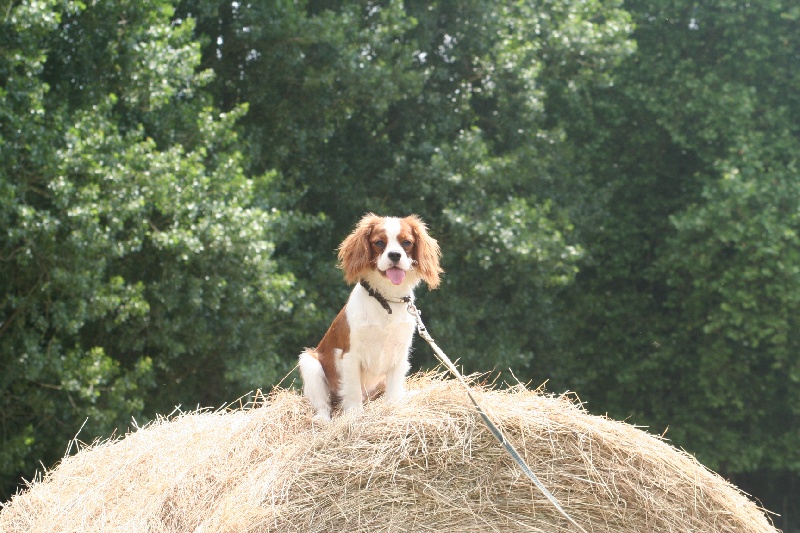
xmin=0 ymin=374 xmax=776 ymax=532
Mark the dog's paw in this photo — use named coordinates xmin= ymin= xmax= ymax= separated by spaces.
xmin=342 ymin=402 xmax=364 ymax=417
xmin=312 ymin=412 xmax=332 ymax=423
xmin=385 ymin=389 xmax=420 ymax=405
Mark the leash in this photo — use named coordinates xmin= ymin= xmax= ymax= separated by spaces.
xmin=407 ymin=303 xmax=588 ymax=533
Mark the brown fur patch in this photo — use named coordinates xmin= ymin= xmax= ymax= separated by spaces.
xmin=313 ymin=306 xmax=350 ymax=396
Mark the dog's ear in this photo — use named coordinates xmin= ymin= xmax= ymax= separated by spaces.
xmin=406 ymin=215 xmax=443 ymax=290
xmin=338 ymin=213 xmax=380 ymax=284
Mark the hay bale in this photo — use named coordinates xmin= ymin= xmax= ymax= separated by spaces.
xmin=0 ymin=374 xmax=776 ymax=532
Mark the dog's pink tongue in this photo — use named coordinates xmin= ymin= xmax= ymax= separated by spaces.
xmin=385 ymin=267 xmax=406 ymax=285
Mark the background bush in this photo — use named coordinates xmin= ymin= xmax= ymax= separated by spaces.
xmin=2 ymin=0 xmax=797 ymax=528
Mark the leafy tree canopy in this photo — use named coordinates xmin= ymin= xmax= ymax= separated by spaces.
xmin=1 ymin=0 xmax=298 ymax=493
xmin=2 ymin=0 xmax=798 ymax=525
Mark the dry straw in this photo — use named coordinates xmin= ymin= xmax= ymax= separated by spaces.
xmin=0 ymin=373 xmax=776 ymax=532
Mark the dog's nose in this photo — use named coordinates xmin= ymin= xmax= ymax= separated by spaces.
xmin=388 ymin=251 xmax=402 ymax=263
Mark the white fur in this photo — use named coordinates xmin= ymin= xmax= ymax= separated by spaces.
xmin=375 ymin=217 xmax=414 ymax=274
xmin=299 ymin=215 xmax=439 ymax=421
xmin=298 ymin=351 xmax=332 ymax=421
xmin=337 ymin=283 xmax=415 ymax=415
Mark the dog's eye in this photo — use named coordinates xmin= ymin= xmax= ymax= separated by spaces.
xmin=401 ymin=240 xmax=413 ymax=248
xmin=373 ymin=240 xmax=386 ymax=249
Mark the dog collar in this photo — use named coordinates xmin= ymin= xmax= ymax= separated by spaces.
xmin=359 ymin=279 xmax=411 ymax=314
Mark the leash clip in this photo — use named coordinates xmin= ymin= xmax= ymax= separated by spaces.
xmin=407 ymin=303 xmax=433 ymax=342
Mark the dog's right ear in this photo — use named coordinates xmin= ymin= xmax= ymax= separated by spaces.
xmin=337 ymin=213 xmax=380 ymax=284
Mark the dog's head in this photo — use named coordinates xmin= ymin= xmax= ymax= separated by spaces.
xmin=337 ymin=213 xmax=442 ymax=290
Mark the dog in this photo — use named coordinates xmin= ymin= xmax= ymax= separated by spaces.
xmin=298 ymin=214 xmax=442 ymax=420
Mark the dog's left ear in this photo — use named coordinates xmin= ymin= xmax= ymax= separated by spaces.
xmin=338 ymin=213 xmax=380 ymax=284
xmin=406 ymin=215 xmax=443 ymax=289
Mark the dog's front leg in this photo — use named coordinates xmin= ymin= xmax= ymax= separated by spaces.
xmin=339 ymin=354 xmax=365 ymax=415
xmin=384 ymin=357 xmax=410 ymax=403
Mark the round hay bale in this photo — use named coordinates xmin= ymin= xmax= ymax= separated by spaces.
xmin=0 ymin=374 xmax=776 ymax=532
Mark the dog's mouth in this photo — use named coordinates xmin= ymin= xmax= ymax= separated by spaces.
xmin=382 ymin=267 xmax=406 ymax=285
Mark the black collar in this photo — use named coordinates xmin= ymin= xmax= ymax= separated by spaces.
xmin=360 ymin=279 xmax=411 ymax=314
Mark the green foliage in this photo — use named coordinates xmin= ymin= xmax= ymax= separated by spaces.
xmin=549 ymin=0 xmax=800 ymax=484
xmin=1 ymin=0 xmax=296 ymax=495
xmin=665 ymin=144 xmax=800 ymax=471
xmin=1 ymin=0 xmax=797 ymax=523
xmin=180 ymin=0 xmax=633 ymax=373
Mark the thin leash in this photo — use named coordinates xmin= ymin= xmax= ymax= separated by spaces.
xmin=407 ymin=303 xmax=589 ymax=533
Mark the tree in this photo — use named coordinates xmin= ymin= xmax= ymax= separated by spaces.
xmin=181 ymin=0 xmax=634 ymax=373
xmin=5 ymin=0 xmax=794 ymax=524
xmin=549 ymin=0 xmax=800 ymax=525
xmin=0 ymin=0 xmax=296 ymax=496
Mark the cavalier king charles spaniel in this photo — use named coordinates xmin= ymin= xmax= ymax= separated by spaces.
xmin=299 ymin=214 xmax=442 ymax=420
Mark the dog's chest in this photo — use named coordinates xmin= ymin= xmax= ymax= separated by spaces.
xmin=346 ymin=291 xmax=415 ymax=372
